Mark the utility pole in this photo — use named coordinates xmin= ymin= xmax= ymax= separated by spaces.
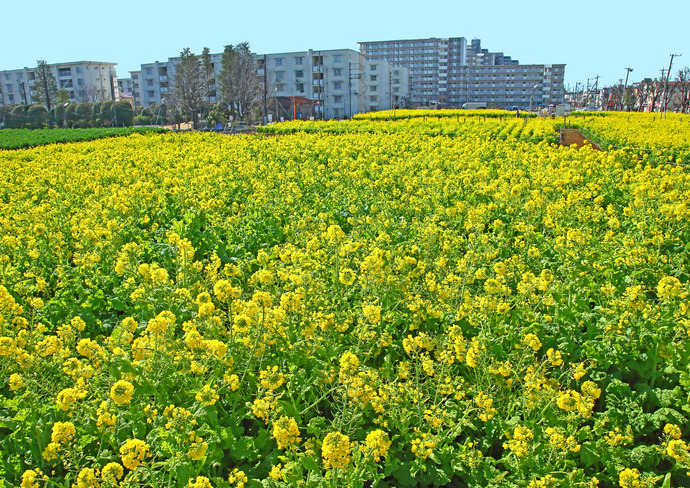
xmin=622 ymin=68 xmax=633 ymax=111
xmin=663 ymin=53 xmax=682 ymax=117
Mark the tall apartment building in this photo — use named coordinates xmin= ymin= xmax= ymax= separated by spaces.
xmin=136 ymin=48 xmax=408 ymax=119
xmin=0 ymin=61 xmax=118 ymax=107
xmin=360 ymin=37 xmax=466 ymax=107
xmin=359 ymin=37 xmax=565 ymax=109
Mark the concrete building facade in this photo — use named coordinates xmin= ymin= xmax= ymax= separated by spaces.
xmin=0 ymin=61 xmax=118 ymax=107
xmin=359 ymin=37 xmax=565 ymax=109
xmin=260 ymin=49 xmax=408 ymax=119
xmin=136 ymin=48 xmax=408 ymax=119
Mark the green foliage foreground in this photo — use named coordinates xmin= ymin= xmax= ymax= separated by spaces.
xmin=0 ymin=123 xmax=689 ymax=488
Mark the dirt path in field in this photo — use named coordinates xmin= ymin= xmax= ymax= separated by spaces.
xmin=559 ymin=129 xmax=602 ymax=151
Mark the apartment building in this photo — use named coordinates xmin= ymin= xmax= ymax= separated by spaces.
xmin=359 ymin=37 xmax=565 ymax=109
xmin=259 ymin=49 xmax=408 ymax=118
xmin=129 ymin=71 xmax=141 ymax=108
xmin=117 ymin=77 xmax=134 ymax=107
xmin=135 ymin=48 xmax=407 ymax=119
xmin=360 ymin=37 xmax=466 ymax=107
xmin=450 ymin=63 xmax=566 ymax=109
xmin=139 ymin=52 xmax=226 ymax=109
xmin=361 ymin=61 xmax=410 ymax=112
xmin=0 ymin=61 xmax=118 ymax=107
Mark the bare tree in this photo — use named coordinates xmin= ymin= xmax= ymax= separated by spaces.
xmin=675 ymin=67 xmax=690 ymax=113
xmin=76 ymin=85 xmax=110 ymax=103
xmin=218 ymin=45 xmax=237 ymax=117
xmin=635 ymin=80 xmax=650 ymax=112
xmin=173 ymin=48 xmax=204 ymax=129
xmin=608 ymin=83 xmax=624 ymax=111
xmin=218 ymin=42 xmax=263 ymax=122
xmin=233 ymin=43 xmax=262 ymax=121
xmin=648 ymin=78 xmax=663 ymax=112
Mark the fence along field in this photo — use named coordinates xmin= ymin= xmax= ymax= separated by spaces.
xmin=1 ymin=112 xmax=689 ymax=488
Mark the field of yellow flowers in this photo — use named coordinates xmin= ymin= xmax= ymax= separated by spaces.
xmin=1 ymin=114 xmax=690 ymax=488
xmin=569 ymin=112 xmax=689 ymax=160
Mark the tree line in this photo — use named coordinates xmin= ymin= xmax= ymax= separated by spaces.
xmin=589 ymin=67 xmax=690 ymax=113
xmin=166 ymin=42 xmax=263 ymax=129
xmin=0 ymin=101 xmax=134 ymax=129
xmin=2 ymin=43 xmax=264 ymax=130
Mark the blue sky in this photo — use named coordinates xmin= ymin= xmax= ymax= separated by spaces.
xmin=3 ymin=0 xmax=688 ymax=90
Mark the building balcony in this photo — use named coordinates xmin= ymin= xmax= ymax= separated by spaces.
xmin=159 ymin=76 xmax=168 ymax=82
xmin=312 ymin=66 xmax=323 ymax=73
xmin=312 ymin=80 xmax=323 ymax=86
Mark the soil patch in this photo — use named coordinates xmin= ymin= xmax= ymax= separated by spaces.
xmin=559 ymin=129 xmax=602 ymax=151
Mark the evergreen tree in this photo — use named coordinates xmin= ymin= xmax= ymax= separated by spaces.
xmin=32 ymin=60 xmax=59 ymax=124
xmin=218 ymin=45 xmax=237 ymax=117
xmin=173 ymin=48 xmax=204 ymax=129
xmin=218 ymin=42 xmax=262 ymax=121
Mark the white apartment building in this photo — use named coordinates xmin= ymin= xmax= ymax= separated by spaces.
xmin=360 ymin=37 xmax=565 ymax=109
xmin=362 ymin=61 xmax=409 ymax=112
xmin=136 ymin=48 xmax=408 ymax=119
xmin=0 ymin=61 xmax=118 ymax=107
xmin=261 ymin=49 xmax=363 ymax=119
xmin=261 ymin=49 xmax=407 ymax=118
xmin=139 ymin=52 xmax=222 ymax=109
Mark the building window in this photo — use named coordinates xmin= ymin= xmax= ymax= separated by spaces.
xmin=295 ymin=57 xmax=303 ymax=65
xmin=275 ymin=58 xmax=283 ymax=66
xmin=295 ymin=70 xmax=304 ymax=78
xmin=370 ymin=86 xmax=377 ymax=92
xmin=275 ymin=71 xmax=285 ymax=82
xmin=77 ymin=78 xmax=84 ymax=86
xmin=147 ymin=90 xmax=154 ymax=97
xmin=132 ymin=74 xmax=138 ymax=80
xmin=145 ymin=68 xmax=153 ymax=75
xmin=58 ymin=67 xmax=72 ymax=77
xmin=147 ymin=79 xmax=154 ymax=86
xmin=370 ymin=75 xmax=377 ymax=82
xmin=276 ymin=84 xmax=285 ymax=92
xmin=370 ymin=64 xmax=377 ymax=71
xmin=333 ymin=55 xmax=342 ymax=63
xmin=334 ymin=95 xmax=343 ymax=103
xmin=370 ymin=96 xmax=378 ymax=102
xmin=334 ymin=81 xmax=342 ymax=90
xmin=60 ymin=79 xmax=73 ymax=88
xmin=296 ymin=84 xmax=304 ymax=93
xmin=333 ymin=68 xmax=342 ymax=76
